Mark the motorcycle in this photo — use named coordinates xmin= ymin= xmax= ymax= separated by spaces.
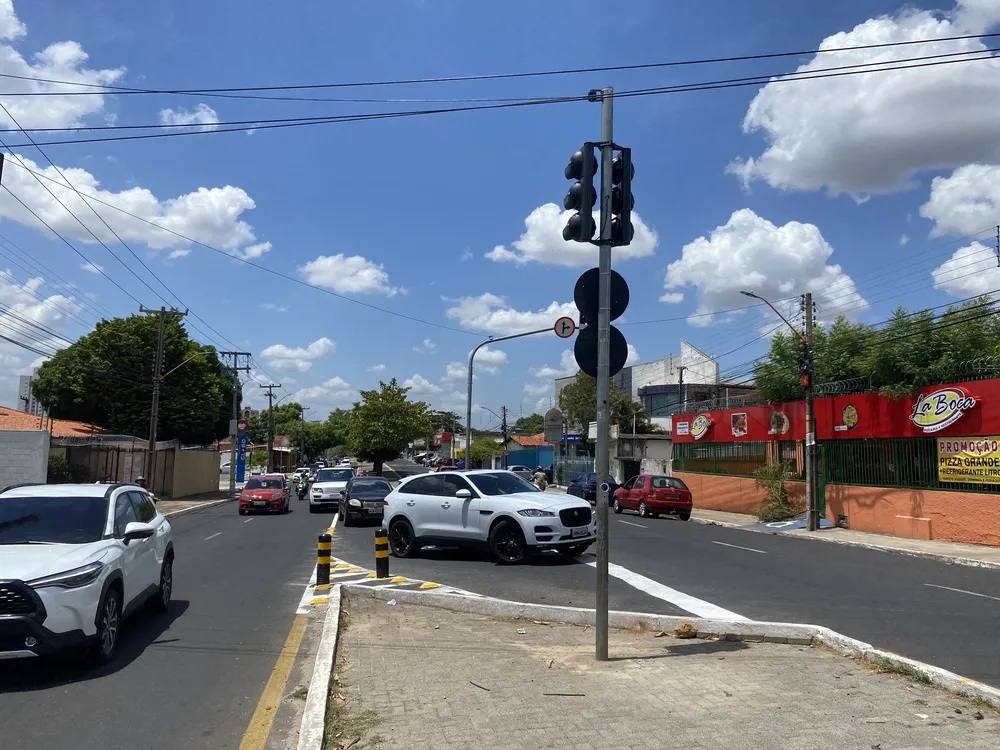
xmin=298 ymin=481 xmax=309 ymax=501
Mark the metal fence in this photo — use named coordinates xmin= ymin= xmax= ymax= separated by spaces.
xmin=673 ymin=440 xmax=801 ymax=478
xmin=553 ymin=456 xmax=594 ymax=484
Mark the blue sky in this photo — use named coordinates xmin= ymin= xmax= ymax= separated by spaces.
xmin=2 ymin=0 xmax=1000 ymax=430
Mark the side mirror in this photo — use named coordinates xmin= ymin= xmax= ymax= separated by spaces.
xmin=455 ymin=488 xmax=472 ymax=499
xmin=122 ymin=521 xmax=155 ymax=544
xmin=339 ymin=490 xmax=346 ymax=497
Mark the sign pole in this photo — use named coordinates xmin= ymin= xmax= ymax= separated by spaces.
xmin=595 ymin=86 xmax=614 ymax=662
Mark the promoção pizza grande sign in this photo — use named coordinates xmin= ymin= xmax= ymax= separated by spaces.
xmin=938 ymin=437 xmax=1000 ymax=485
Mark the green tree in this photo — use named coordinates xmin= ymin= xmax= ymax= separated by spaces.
xmin=248 ymin=402 xmax=304 ymax=444
xmin=467 ymin=438 xmax=503 ymax=468
xmin=513 ymin=413 xmax=544 ymax=433
xmin=346 ymin=378 xmax=430 ymax=475
xmin=32 ymin=314 xmax=232 ymax=444
xmin=558 ymin=375 xmax=657 ymax=434
xmin=428 ymin=410 xmax=462 ymax=433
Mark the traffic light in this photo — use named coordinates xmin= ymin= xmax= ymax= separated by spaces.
xmin=611 ymin=147 xmax=634 ymax=246
xmin=562 ymin=144 xmax=598 ymax=243
xmin=800 ymin=345 xmax=813 ymax=388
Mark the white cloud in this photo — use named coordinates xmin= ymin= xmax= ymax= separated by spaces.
xmin=920 ymin=164 xmax=1000 ymax=237
xmin=260 ymin=337 xmax=334 ymax=372
xmin=728 ymin=1 xmax=1000 ymax=196
xmin=80 ymin=261 xmax=102 ymax=274
xmin=523 ymin=381 xmax=550 ymax=398
xmin=158 ymin=103 xmax=220 ymax=131
xmin=0 ymin=0 xmax=24 ymax=40
xmin=900 ymin=234 xmax=910 ymax=246
xmin=229 ymin=241 xmax=271 ymax=260
xmin=445 ymin=292 xmax=577 ymax=336
xmin=931 ymin=241 xmax=1000 ymax=296
xmin=530 ymin=349 xmax=578 ymax=379
xmin=625 ymin=344 xmax=641 ymax=366
xmin=664 ymin=209 xmax=867 ymax=325
xmin=292 ymin=376 xmax=355 ymax=408
xmin=402 ymin=373 xmax=441 ymax=395
xmin=366 ymin=363 xmax=386 ymax=373
xmin=260 ymin=302 xmax=287 ymax=312
xmin=412 ymin=338 xmax=436 ymax=354
xmin=475 ymin=345 xmax=508 ymax=374
xmin=486 ymin=203 xmax=657 ymax=267
xmin=167 ymin=249 xmax=191 ymax=260
xmin=659 ymin=292 xmax=684 ymax=304
xmin=443 ymin=361 xmax=466 ymax=381
xmin=460 ymin=248 xmax=473 ymax=262
xmin=298 ymin=253 xmax=399 ymax=296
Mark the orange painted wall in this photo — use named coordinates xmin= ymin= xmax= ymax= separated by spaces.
xmin=677 ymin=470 xmax=1000 ymax=547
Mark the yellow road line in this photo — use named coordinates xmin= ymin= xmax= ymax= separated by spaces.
xmin=238 ymin=613 xmax=308 ymax=750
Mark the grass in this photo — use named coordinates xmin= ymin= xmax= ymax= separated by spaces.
xmin=868 ymin=656 xmax=932 ymax=684
xmin=322 ymin=690 xmax=384 ymax=750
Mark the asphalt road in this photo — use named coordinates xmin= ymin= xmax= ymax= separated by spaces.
xmin=332 ymin=498 xmax=1000 ymax=687
xmin=0 ymin=499 xmax=331 ymax=750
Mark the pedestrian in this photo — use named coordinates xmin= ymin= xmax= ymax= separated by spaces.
xmin=532 ymin=466 xmax=548 ymax=491
xmin=136 ymin=475 xmax=149 ymax=491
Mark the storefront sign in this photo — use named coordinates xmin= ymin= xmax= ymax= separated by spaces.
xmin=938 ymin=437 xmax=1000 ymax=484
xmin=674 ymin=421 xmax=689 ymax=436
xmin=691 ymin=414 xmax=712 ymax=440
xmin=910 ymin=386 xmax=977 ymax=433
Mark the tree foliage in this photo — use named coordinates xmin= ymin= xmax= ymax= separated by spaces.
xmin=558 ymin=374 xmax=658 ymax=433
xmin=345 ymin=379 xmax=430 ymax=474
xmin=467 ymin=438 xmax=503 ymax=467
xmin=753 ymin=298 xmax=1000 ymax=403
xmin=32 ymin=314 xmax=232 ymax=444
xmin=428 ymin=410 xmax=462 ymax=433
xmin=513 ymin=413 xmax=544 ymax=433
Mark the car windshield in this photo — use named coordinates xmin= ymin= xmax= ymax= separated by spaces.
xmin=651 ymin=476 xmax=688 ymax=490
xmin=350 ymin=479 xmax=391 ymax=492
xmin=316 ymin=469 xmax=353 ymax=482
xmin=468 ymin=472 xmax=540 ymax=495
xmin=0 ymin=496 xmax=108 ymax=544
xmin=245 ymin=478 xmax=282 ymax=490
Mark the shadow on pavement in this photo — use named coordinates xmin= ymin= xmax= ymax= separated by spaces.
xmin=413 ymin=546 xmax=586 ymax=567
xmin=663 ymin=639 xmax=750 ymax=657
xmin=0 ymin=600 xmax=190 ymax=693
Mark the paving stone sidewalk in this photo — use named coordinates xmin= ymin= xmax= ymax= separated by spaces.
xmin=331 ymin=595 xmax=1000 ymax=750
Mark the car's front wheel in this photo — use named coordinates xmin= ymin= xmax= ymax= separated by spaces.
xmin=149 ymin=556 xmax=172 ymax=613
xmin=388 ymin=519 xmax=419 ymax=558
xmin=638 ymin=501 xmax=649 ymax=518
xmin=612 ymin=497 xmax=622 ymax=514
xmin=490 ymin=520 xmax=527 ymax=564
xmin=89 ymin=587 xmax=122 ymax=666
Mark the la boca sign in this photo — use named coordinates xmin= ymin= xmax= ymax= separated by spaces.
xmin=909 ymin=386 xmax=977 ymax=433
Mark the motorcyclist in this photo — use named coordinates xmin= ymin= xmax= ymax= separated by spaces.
xmin=532 ymin=466 xmax=548 ymax=491
xmin=297 ymin=475 xmax=309 ymax=501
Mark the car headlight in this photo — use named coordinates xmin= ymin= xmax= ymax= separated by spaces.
xmin=314 ymin=486 xmax=324 ymax=493
xmin=517 ymin=509 xmax=556 ymax=517
xmin=28 ymin=561 xmax=104 ymax=589
xmin=348 ymin=498 xmax=361 ymax=507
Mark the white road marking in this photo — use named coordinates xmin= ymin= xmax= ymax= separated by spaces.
xmin=583 ymin=560 xmax=747 ymax=621
xmin=711 ymin=540 xmax=766 ymax=554
xmin=296 ymin=511 xmax=340 ymax=614
xmin=618 ymin=520 xmax=647 ymax=529
xmin=204 ymin=532 xmax=222 ymax=541
xmin=243 ymin=518 xmax=253 ymax=524
xmin=924 ymin=583 xmax=1000 ymax=602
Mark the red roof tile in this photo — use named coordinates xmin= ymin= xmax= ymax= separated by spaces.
xmin=510 ymin=432 xmax=550 ymax=447
xmin=0 ymin=406 xmax=105 ymax=438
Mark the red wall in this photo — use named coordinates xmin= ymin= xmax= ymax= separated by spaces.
xmin=672 ymin=380 xmax=1000 ymax=443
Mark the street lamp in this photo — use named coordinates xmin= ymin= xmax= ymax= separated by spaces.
xmin=740 ymin=289 xmax=819 ymax=532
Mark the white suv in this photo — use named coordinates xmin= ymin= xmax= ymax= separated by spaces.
xmin=383 ymin=470 xmax=595 ymax=564
xmin=0 ymin=482 xmax=174 ymax=664
xmin=309 ymin=467 xmax=356 ymax=513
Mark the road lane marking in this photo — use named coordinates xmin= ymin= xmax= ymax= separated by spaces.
xmin=243 ymin=518 xmax=253 ymax=523
xmin=204 ymin=532 xmax=222 ymax=541
xmin=584 ymin=560 xmax=747 ymax=621
xmin=924 ymin=583 xmax=1000 ymax=602
xmin=618 ymin=520 xmax=647 ymax=529
xmin=711 ymin=540 xmax=766 ymax=554
xmin=238 ymin=613 xmax=308 ymax=750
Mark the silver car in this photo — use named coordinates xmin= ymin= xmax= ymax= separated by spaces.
xmin=507 ymin=465 xmax=533 ymax=482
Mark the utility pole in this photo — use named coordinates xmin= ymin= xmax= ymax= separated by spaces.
xmin=500 ymin=406 xmax=508 ymax=469
xmin=300 ymin=406 xmax=311 ymax=464
xmin=802 ymin=293 xmax=819 ymax=532
xmin=221 ymin=351 xmax=251 ymax=497
xmin=592 ymin=86 xmax=615 ymax=662
xmin=140 ymin=305 xmax=187 ymax=490
xmin=678 ymin=365 xmax=687 ymax=413
xmin=260 ymin=384 xmax=281 ymax=473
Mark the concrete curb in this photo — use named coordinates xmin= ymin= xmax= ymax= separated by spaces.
xmin=689 ymin=515 xmax=1000 ymax=571
xmin=342 ymin=584 xmax=1000 ymax=710
xmin=296 ymin=585 xmax=342 ymax=750
xmin=162 ymin=496 xmax=234 ymax=519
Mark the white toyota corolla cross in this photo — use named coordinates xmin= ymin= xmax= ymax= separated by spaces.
xmin=0 ymin=482 xmax=174 ymax=665
xmin=383 ymin=469 xmax=595 ymax=563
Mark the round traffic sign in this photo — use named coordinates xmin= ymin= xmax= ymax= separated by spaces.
xmin=554 ymin=316 xmax=577 ymax=338
xmin=237 ymin=419 xmax=248 ymax=433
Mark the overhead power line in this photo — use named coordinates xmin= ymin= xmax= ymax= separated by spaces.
xmin=0 ymin=47 xmax=995 ymax=149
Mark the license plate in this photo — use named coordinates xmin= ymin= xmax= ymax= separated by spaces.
xmin=571 ymin=527 xmax=588 ymax=538
xmin=253 ymin=501 xmax=266 ymax=507
xmin=366 ymin=508 xmax=381 ymax=515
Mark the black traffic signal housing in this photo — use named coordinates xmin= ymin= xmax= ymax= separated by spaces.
xmin=562 ymin=144 xmax=598 ymax=243
xmin=799 ymin=345 xmax=813 ymax=389
xmin=611 ymin=147 xmax=634 ymax=246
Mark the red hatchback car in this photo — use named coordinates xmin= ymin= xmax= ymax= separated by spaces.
xmin=612 ymin=474 xmax=692 ymax=520
xmin=238 ymin=474 xmax=289 ymax=515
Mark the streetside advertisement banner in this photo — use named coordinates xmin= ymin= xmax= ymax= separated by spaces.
xmin=937 ymin=437 xmax=1000 ymax=485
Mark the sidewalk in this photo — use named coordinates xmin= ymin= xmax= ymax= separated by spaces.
xmin=330 ymin=595 xmax=999 ymax=750
xmin=157 ymin=489 xmax=232 ymax=518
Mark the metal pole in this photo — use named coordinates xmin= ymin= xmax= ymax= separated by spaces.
xmin=679 ymin=365 xmax=686 ymax=413
xmin=222 ymin=351 xmax=251 ymax=498
xmin=260 ymin=384 xmax=281 ymax=473
xmin=803 ymin=292 xmax=818 ymax=532
xmin=595 ymin=85 xmax=614 ymax=662
xmin=141 ymin=306 xmax=186 ymax=489
xmin=465 ymin=326 xmax=553 ymax=463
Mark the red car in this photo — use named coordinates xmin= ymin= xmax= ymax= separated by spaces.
xmin=238 ymin=474 xmax=289 ymax=515
xmin=612 ymin=474 xmax=692 ymax=520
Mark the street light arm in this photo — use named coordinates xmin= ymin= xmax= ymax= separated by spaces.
xmin=741 ymin=290 xmax=807 ymax=343
xmin=159 ymin=351 xmax=205 ymax=380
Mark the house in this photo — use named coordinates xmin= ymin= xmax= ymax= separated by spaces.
xmin=504 ymin=432 xmax=554 ymax=471
xmin=0 ymin=405 xmax=104 ymax=438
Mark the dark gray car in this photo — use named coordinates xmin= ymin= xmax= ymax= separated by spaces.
xmin=340 ymin=476 xmax=393 ymax=526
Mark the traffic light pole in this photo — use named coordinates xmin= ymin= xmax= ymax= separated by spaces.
xmin=803 ymin=292 xmax=819 ymax=532
xmin=594 ymin=86 xmax=614 ymax=662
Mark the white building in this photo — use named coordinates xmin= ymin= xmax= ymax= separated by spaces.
xmin=18 ymin=368 xmax=45 ymax=417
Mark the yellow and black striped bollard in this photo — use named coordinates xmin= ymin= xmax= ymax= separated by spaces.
xmin=317 ymin=532 xmax=332 ymax=586
xmin=375 ymin=528 xmax=389 ymax=579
